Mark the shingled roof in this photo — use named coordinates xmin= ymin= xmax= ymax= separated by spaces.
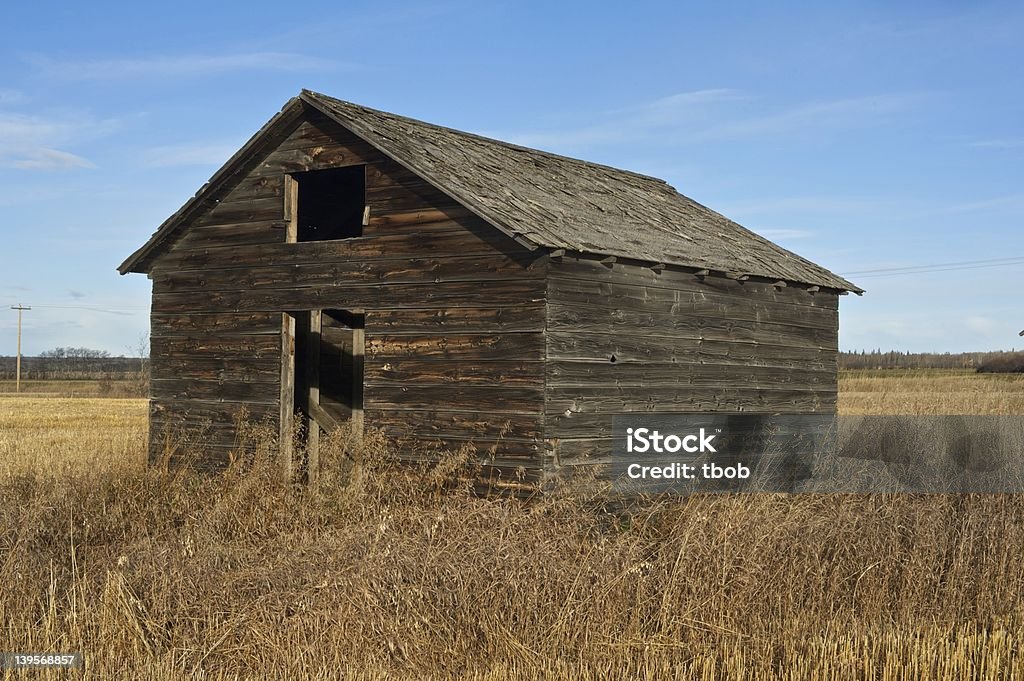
xmin=120 ymin=90 xmax=860 ymax=292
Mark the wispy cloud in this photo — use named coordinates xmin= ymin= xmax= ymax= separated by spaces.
xmin=12 ymin=148 xmax=95 ymax=170
xmin=487 ymin=89 xmax=924 ymax=154
xmin=68 ymin=290 xmax=86 ymax=300
xmin=967 ymin=138 xmax=1024 ymax=150
xmin=684 ymin=93 xmax=922 ymax=143
xmin=0 ymin=111 xmax=103 ymax=171
xmin=26 ymin=51 xmax=349 ymax=81
xmin=486 ymin=89 xmax=743 ymax=150
xmin=142 ymin=141 xmax=240 ymax=168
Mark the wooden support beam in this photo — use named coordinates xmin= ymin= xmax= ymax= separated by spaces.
xmin=649 ymin=263 xmax=666 ymax=272
xmin=599 ymin=255 xmax=617 ymax=264
xmin=278 ymin=313 xmax=296 ymax=480
xmin=351 ymin=320 xmax=365 ymax=445
xmin=305 ymin=310 xmax=321 ymax=484
xmin=283 ymin=175 xmax=298 ymax=243
xmin=308 ymin=402 xmax=342 ymax=435
xmin=548 ymin=248 xmax=565 ymax=259
xmin=806 ymin=285 xmax=820 ymax=293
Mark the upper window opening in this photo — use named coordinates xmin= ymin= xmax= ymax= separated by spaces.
xmin=293 ymin=165 xmax=365 ymax=241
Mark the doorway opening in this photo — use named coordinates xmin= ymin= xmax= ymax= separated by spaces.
xmin=280 ymin=309 xmax=365 ymax=481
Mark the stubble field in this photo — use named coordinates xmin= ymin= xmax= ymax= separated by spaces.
xmin=1 ymin=370 xmax=1023 ymax=679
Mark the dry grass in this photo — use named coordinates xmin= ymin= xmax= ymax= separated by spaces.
xmin=0 ymin=373 xmax=1022 ymax=679
xmin=0 ymin=379 xmax=141 ymax=398
xmin=840 ymin=369 xmax=1024 ymax=415
xmin=0 ymin=395 xmax=146 ymax=476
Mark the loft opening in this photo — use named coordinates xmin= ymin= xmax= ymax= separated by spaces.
xmin=292 ymin=165 xmax=366 ymax=241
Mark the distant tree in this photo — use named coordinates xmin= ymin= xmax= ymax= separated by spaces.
xmin=39 ymin=347 xmax=111 ymax=360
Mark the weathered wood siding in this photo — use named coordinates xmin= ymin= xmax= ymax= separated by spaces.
xmin=148 ymin=107 xmax=547 ymax=481
xmin=543 ymin=255 xmax=840 ymax=470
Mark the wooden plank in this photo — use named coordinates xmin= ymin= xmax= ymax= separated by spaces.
xmin=150 ymin=398 xmax=278 ymax=424
xmin=547 ymin=277 xmax=838 ymax=330
xmin=218 ymin=174 xmax=284 ymax=203
xmin=152 ymin=378 xmax=280 ymax=403
xmin=351 ymin=320 xmax=365 ymax=444
xmin=150 ymin=334 xmax=281 ymax=359
xmin=154 ymin=225 xmax=538 ymax=272
xmin=551 ymin=256 xmax=840 ymax=309
xmin=366 ymin=333 xmax=544 ymax=361
xmin=279 ymin=313 xmax=296 ymax=479
xmin=150 ymin=312 xmax=281 ymax=337
xmin=151 ymin=357 xmax=279 ymax=383
xmin=273 ymin=116 xmax=364 ymax=152
xmin=366 ymin=162 xmax=444 ymax=190
xmin=546 ymin=303 xmax=837 ymax=348
xmin=545 ymin=360 xmax=835 ymax=388
xmin=309 ymin=401 xmax=341 ymax=433
xmin=283 ymin=175 xmax=299 ymax=244
xmin=365 ymin=384 xmax=543 ymax=413
xmin=365 ymin=307 xmax=544 ymax=334
xmin=546 ymin=331 xmax=837 ymax=365
xmin=153 ymin=279 xmax=546 ymax=314
xmin=365 ymin=182 xmax=458 ymax=208
xmin=365 ymin=359 xmax=544 ymax=387
xmin=252 ymin=143 xmax=386 ymax=177
xmin=150 ymin=253 xmax=538 ymax=294
xmin=175 ymin=221 xmax=286 ymax=247
xmin=305 ymin=310 xmax=321 ymax=482
xmin=368 ymin=206 xmax=474 ymax=228
xmin=364 ymin=408 xmax=542 ymax=440
xmin=195 ymin=197 xmax=282 ymax=227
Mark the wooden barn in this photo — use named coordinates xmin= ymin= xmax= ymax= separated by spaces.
xmin=119 ymin=90 xmax=861 ymax=488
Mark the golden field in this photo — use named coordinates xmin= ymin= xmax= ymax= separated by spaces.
xmin=840 ymin=369 xmax=1024 ymax=416
xmin=0 ymin=370 xmax=1022 ymax=679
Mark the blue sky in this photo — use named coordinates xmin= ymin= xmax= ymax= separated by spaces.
xmin=1 ymin=0 xmax=1021 ymax=355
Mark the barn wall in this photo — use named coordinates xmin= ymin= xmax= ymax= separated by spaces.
xmin=148 ymin=108 xmax=547 ymax=482
xmin=542 ymin=255 xmax=840 ymax=470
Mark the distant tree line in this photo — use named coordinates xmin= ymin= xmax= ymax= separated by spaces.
xmin=840 ymin=350 xmax=1024 ymax=372
xmin=0 ymin=347 xmax=147 ymax=380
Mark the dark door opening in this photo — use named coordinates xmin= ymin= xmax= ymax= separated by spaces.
xmin=280 ymin=309 xmax=365 ymax=481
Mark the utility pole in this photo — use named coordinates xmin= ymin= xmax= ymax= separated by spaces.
xmin=11 ymin=305 xmax=30 ymax=393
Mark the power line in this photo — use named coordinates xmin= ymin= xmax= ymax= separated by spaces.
xmin=0 ymin=302 xmax=145 ymax=315
xmin=843 ymin=256 xmax=1024 ymax=278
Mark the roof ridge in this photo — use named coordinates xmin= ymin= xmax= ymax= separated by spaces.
xmin=301 ymin=90 xmax=671 ymax=187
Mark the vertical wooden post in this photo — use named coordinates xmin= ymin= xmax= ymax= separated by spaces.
xmin=351 ymin=318 xmax=365 ymax=445
xmin=279 ymin=313 xmax=296 ymax=480
xmin=284 ymin=174 xmax=299 ymax=243
xmin=305 ymin=310 xmax=321 ymax=483
xmin=279 ymin=174 xmax=299 ymax=480
xmin=10 ymin=305 xmax=30 ymax=394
